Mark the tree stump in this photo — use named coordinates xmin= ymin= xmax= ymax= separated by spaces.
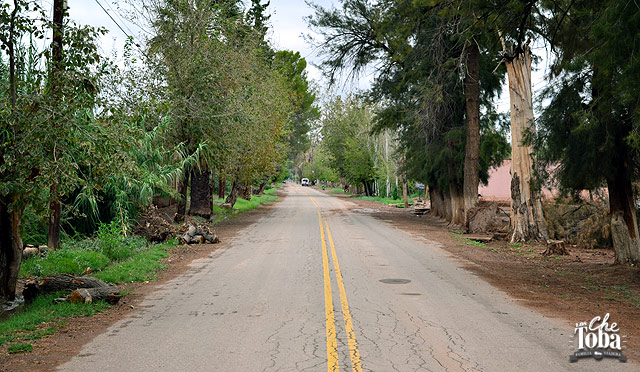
xmin=543 ymin=240 xmax=569 ymax=256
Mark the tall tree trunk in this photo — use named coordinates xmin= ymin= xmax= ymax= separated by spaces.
xmin=189 ymin=166 xmax=212 ymax=219
xmin=430 ymin=187 xmax=444 ymax=218
xmin=240 ymin=184 xmax=252 ymax=201
xmin=253 ymin=182 xmax=267 ymax=195
xmin=0 ymin=197 xmax=23 ymax=301
xmin=218 ymin=176 xmax=226 ymax=199
xmin=175 ymin=169 xmax=190 ymax=222
xmin=47 ymin=0 xmax=65 ymax=251
xmin=225 ymin=180 xmax=242 ymax=207
xmin=505 ymin=47 xmax=549 ymax=242
xmin=607 ymin=176 xmax=640 ymax=264
xmin=449 ymin=183 xmax=465 ymax=226
xmin=442 ymin=188 xmax=452 ymax=222
xmin=47 ymin=194 xmax=61 ymax=251
xmin=401 ymin=156 xmax=409 ymax=208
xmin=463 ymin=42 xmax=481 ymax=228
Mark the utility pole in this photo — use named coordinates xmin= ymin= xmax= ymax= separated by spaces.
xmin=48 ymin=0 xmax=65 ymax=251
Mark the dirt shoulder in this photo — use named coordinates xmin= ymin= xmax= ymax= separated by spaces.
xmin=341 ymin=194 xmax=640 ymax=362
xmin=0 ymin=195 xmax=284 ymax=372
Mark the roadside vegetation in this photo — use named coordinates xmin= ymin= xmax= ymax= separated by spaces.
xmin=0 ymin=0 xmax=316 ymax=305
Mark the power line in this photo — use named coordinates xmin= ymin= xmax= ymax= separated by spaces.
xmin=102 ymin=0 xmax=137 ymax=38
xmin=93 ymin=0 xmax=145 ymax=54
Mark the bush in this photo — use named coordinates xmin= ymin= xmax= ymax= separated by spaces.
xmin=21 ymin=249 xmax=110 ymax=277
xmin=96 ymin=221 xmax=147 ymax=261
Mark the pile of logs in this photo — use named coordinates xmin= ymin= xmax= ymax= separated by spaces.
xmin=181 ymin=224 xmax=219 ymax=245
xmin=23 ymin=274 xmax=121 ymax=305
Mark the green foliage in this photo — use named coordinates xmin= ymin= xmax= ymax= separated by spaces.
xmin=321 ymin=96 xmax=377 ymax=188
xmin=20 ymin=221 xmax=148 ymax=278
xmin=20 ymin=249 xmax=110 ymax=278
xmin=96 ymin=221 xmax=147 ymax=261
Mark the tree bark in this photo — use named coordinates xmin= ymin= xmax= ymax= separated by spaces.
xmin=0 ymin=197 xmax=23 ymax=301
xmin=240 ymin=184 xmax=252 ymax=201
xmin=47 ymin=0 xmax=65 ymax=252
xmin=430 ymin=187 xmax=444 ymax=218
xmin=253 ymin=182 xmax=267 ymax=195
xmin=189 ymin=166 xmax=212 ymax=219
xmin=505 ymin=47 xmax=549 ymax=242
xmin=47 ymin=196 xmax=61 ymax=251
xmin=175 ymin=169 xmax=190 ymax=222
xmin=218 ymin=176 xmax=226 ymax=199
xmin=22 ymin=273 xmax=109 ymax=302
xmin=401 ymin=156 xmax=409 ymax=208
xmin=449 ymin=183 xmax=465 ymax=226
xmin=463 ymin=42 xmax=481 ymax=228
xmin=607 ymin=176 xmax=640 ymax=264
xmin=225 ymin=180 xmax=242 ymax=207
xmin=70 ymin=287 xmax=121 ymax=305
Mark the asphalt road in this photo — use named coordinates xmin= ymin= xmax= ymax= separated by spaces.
xmin=60 ymin=185 xmax=635 ymax=371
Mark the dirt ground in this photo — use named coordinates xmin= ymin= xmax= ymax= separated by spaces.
xmin=0 ymin=199 xmax=281 ymax=372
xmin=2 ymin=191 xmax=640 ymax=370
xmin=343 ymin=195 xmax=640 ymax=363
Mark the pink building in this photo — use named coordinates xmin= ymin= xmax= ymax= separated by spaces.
xmin=478 ymin=159 xmax=556 ymax=201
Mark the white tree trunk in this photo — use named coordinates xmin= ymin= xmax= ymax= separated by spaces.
xmin=505 ymin=47 xmax=549 ymax=242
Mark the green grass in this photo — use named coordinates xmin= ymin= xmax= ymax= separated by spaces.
xmin=212 ymin=185 xmax=281 ymax=219
xmin=94 ymin=242 xmax=173 ymax=284
xmin=20 ymin=249 xmax=110 ymax=277
xmin=450 ymin=232 xmax=487 ymax=247
xmin=354 ymin=195 xmax=405 ymax=205
xmin=20 ymin=221 xmax=150 ymax=279
xmin=8 ymin=343 xmax=32 ymax=354
xmin=0 ymin=293 xmax=110 ymax=349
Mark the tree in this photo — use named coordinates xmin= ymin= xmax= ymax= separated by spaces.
xmin=309 ymin=0 xmax=508 ymax=224
xmin=321 ymin=96 xmax=377 ymax=195
xmin=536 ymin=0 xmax=640 ymax=263
xmin=0 ymin=2 xmax=135 ymax=300
xmin=273 ymin=50 xmax=319 ymax=166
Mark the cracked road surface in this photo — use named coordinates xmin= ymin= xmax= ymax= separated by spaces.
xmin=60 ymin=185 xmax=635 ymax=371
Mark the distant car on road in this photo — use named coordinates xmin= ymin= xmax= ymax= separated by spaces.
xmin=301 ymin=178 xmax=310 ymax=186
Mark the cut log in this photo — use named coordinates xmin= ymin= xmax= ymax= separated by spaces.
xmin=543 ymin=240 xmax=569 ymax=256
xmin=23 ymin=274 xmax=109 ymax=303
xmin=70 ymin=287 xmax=121 ymax=305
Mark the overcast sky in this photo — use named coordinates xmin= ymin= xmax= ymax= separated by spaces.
xmin=64 ymin=0 xmax=549 ymax=114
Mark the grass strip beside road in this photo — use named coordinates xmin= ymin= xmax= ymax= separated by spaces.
xmin=4 ymin=241 xmax=177 ymax=355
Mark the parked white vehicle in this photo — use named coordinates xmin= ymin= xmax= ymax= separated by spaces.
xmin=301 ymin=178 xmax=310 ymax=186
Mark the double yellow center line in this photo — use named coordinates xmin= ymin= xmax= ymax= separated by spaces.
xmin=307 ymin=193 xmax=363 ymax=372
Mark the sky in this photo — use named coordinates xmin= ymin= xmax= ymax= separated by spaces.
xmin=64 ymin=0 xmax=549 ymax=114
